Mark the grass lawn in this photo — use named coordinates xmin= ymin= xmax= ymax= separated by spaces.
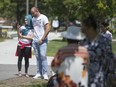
xmin=0 ymin=37 xmax=5 ymax=42
xmin=22 ymin=81 xmax=47 ymax=87
xmin=112 ymin=33 xmax=116 ymax=39
xmin=0 ymin=77 xmax=47 ymax=87
xmin=112 ymin=42 xmax=116 ymax=54
xmin=47 ymin=39 xmax=116 ymax=57
xmin=47 ymin=39 xmax=67 ymax=56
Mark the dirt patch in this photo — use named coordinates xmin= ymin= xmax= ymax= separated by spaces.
xmin=0 ymin=76 xmax=47 ymax=87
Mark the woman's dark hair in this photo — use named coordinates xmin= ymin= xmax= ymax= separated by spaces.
xmin=82 ymin=15 xmax=97 ymax=31
xmin=101 ymin=21 xmax=109 ymax=27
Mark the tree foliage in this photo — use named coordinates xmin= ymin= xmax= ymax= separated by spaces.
xmin=0 ymin=0 xmax=115 ymax=23
xmin=44 ymin=0 xmax=116 ymax=22
xmin=0 ymin=0 xmax=17 ymax=20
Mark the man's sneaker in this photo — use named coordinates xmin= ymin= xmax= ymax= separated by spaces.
xmin=43 ymin=74 xmax=49 ymax=80
xmin=33 ymin=74 xmax=41 ymax=79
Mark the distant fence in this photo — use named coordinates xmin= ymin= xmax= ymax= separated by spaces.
xmin=0 ymin=26 xmax=13 ymax=38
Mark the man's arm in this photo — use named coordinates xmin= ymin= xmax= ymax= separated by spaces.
xmin=39 ymin=23 xmax=51 ymax=44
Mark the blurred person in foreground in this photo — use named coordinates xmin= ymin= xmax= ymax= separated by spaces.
xmin=47 ymin=26 xmax=89 ymax=87
xmin=31 ymin=7 xmax=50 ymax=80
xmin=81 ymin=15 xmax=114 ymax=87
xmin=15 ymin=15 xmax=33 ymax=77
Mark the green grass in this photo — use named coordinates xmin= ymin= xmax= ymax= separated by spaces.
xmin=0 ymin=81 xmax=5 ymax=85
xmin=112 ymin=33 xmax=116 ymax=39
xmin=22 ymin=81 xmax=47 ymax=87
xmin=0 ymin=37 xmax=5 ymax=42
xmin=112 ymin=42 xmax=116 ymax=54
xmin=47 ymin=39 xmax=67 ymax=56
xmin=22 ymin=83 xmax=47 ymax=87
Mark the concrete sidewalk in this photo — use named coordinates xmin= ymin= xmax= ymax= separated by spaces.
xmin=0 ymin=64 xmax=52 ymax=81
xmin=0 ymin=32 xmax=61 ymax=80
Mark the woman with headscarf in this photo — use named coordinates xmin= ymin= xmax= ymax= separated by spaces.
xmin=15 ymin=15 xmax=33 ymax=77
xmin=81 ymin=15 xmax=114 ymax=87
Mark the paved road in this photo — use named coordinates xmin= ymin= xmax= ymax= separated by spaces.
xmin=0 ymin=32 xmax=61 ymax=80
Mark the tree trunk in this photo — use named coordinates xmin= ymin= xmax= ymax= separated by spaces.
xmin=0 ymin=27 xmax=2 ymax=37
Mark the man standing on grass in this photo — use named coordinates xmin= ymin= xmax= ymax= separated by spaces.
xmin=31 ymin=7 xmax=50 ymax=80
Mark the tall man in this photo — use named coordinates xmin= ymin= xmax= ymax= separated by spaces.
xmin=31 ymin=7 xmax=50 ymax=80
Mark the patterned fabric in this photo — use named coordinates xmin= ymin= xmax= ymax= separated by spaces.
xmin=101 ymin=30 xmax=112 ymax=42
xmin=83 ymin=34 xmax=114 ymax=87
xmin=51 ymin=44 xmax=89 ymax=87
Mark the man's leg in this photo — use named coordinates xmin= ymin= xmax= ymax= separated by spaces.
xmin=32 ymin=42 xmax=42 ymax=78
xmin=40 ymin=42 xmax=48 ymax=80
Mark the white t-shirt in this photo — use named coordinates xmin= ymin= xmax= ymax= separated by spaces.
xmin=19 ymin=26 xmax=33 ymax=44
xmin=52 ymin=20 xmax=59 ymax=28
xmin=32 ymin=14 xmax=49 ymax=42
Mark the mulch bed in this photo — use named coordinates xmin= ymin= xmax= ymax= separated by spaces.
xmin=0 ymin=76 xmax=47 ymax=87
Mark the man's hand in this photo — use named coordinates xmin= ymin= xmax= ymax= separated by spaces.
xmin=38 ymin=40 xmax=43 ymax=45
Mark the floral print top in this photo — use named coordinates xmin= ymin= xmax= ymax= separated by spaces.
xmin=83 ymin=34 xmax=114 ymax=87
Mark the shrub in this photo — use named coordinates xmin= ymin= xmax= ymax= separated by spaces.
xmin=109 ymin=28 xmax=116 ymax=34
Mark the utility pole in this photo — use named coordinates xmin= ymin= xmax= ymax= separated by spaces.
xmin=17 ymin=0 xmax=19 ymax=22
xmin=26 ymin=0 xmax=29 ymax=15
xmin=35 ymin=0 xmax=37 ymax=7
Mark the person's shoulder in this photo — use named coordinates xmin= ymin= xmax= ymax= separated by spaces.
xmin=99 ymin=34 xmax=110 ymax=43
xmin=78 ymin=46 xmax=88 ymax=53
xmin=106 ymin=30 xmax=112 ymax=35
xmin=59 ymin=44 xmax=87 ymax=51
xmin=40 ymin=14 xmax=48 ymax=18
